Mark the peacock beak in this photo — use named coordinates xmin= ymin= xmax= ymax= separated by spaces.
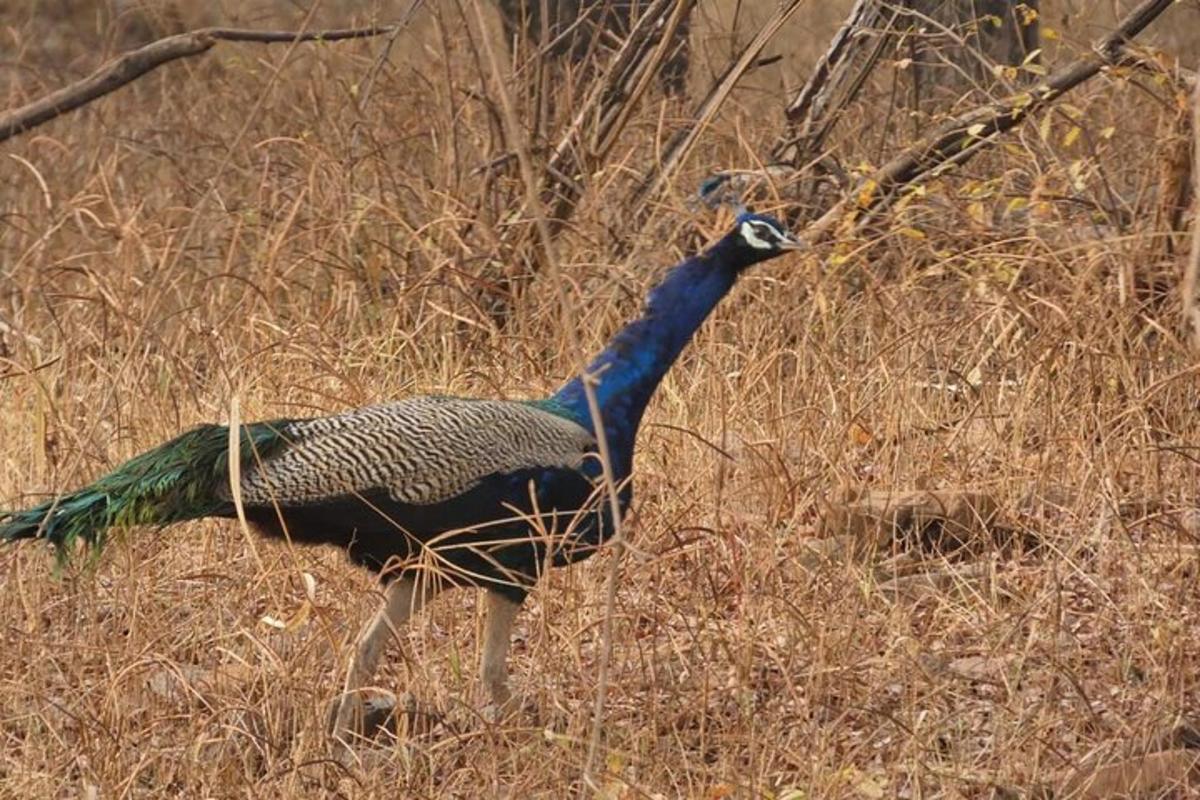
xmin=777 ymin=232 xmax=806 ymax=251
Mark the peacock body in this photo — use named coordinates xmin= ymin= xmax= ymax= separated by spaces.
xmin=0 ymin=211 xmax=802 ymax=748
xmin=1 ymin=396 xmax=605 ymax=599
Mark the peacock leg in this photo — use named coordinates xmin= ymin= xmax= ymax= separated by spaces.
xmin=481 ymin=588 xmax=523 ymax=712
xmin=330 ymin=574 xmax=437 ymax=753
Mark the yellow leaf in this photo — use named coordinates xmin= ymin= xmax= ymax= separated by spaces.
xmin=543 ymin=728 xmax=573 ymax=746
xmin=856 ymin=178 xmax=878 ymax=208
xmin=1043 ymin=26 xmax=1060 ymax=40
xmin=596 ymin=780 xmax=625 ymax=800
xmin=1006 ymin=197 xmax=1029 ymax=214
xmin=967 ymin=123 xmax=987 ymax=137
xmin=1068 ymin=159 xmax=1088 ymax=190
xmin=1059 ymin=102 xmax=1084 ymax=119
xmin=837 ymin=766 xmax=888 ymax=800
xmin=849 ymin=421 xmax=873 ymax=446
xmin=1062 ymin=126 xmax=1081 ymax=147
xmin=897 ymin=227 xmax=926 ymax=240
xmin=968 ymin=201 xmax=987 ymax=225
xmin=1100 ymin=126 xmax=1116 ymax=139
xmin=1038 ymin=113 xmax=1053 ymax=141
xmin=969 ymin=179 xmax=998 ymax=199
xmin=992 ymin=64 xmax=1018 ymax=81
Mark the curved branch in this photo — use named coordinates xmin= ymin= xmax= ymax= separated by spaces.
xmin=203 ymin=26 xmax=395 ymax=43
xmin=0 ymin=25 xmax=397 ymax=144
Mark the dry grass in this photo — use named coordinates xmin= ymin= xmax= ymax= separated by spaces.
xmin=2 ymin=1 xmax=1200 ymax=797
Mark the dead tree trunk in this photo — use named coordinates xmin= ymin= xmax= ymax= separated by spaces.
xmin=906 ymin=0 xmax=1039 ymax=102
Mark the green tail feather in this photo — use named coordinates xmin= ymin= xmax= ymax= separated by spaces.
xmin=0 ymin=421 xmax=291 ymax=560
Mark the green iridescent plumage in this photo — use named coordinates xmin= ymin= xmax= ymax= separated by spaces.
xmin=0 ymin=422 xmax=291 ymax=560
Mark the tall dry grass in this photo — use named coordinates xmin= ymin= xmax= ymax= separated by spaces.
xmin=2 ymin=1 xmax=1199 ymax=797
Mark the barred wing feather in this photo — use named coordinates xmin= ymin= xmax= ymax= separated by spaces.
xmin=235 ymin=396 xmax=595 ymax=508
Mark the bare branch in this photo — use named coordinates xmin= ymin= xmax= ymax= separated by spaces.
xmin=786 ymin=0 xmax=879 ymax=123
xmin=203 ymin=26 xmax=396 ymax=43
xmin=803 ymin=0 xmax=1177 ymax=243
xmin=0 ymin=25 xmax=398 ymax=144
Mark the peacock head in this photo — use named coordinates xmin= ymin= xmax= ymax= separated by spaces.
xmin=724 ymin=211 xmax=805 ymax=267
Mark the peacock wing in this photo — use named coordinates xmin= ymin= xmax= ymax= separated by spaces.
xmin=233 ymin=396 xmax=596 ymax=508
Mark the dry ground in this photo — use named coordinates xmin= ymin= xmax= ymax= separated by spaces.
xmin=2 ymin=1 xmax=1200 ymax=797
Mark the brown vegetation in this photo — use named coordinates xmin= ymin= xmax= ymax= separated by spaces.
xmin=1 ymin=1 xmax=1199 ymax=797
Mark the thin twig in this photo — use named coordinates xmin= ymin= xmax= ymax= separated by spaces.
xmin=539 ymin=0 xmax=694 ymax=216
xmin=773 ymin=0 xmax=893 ymax=167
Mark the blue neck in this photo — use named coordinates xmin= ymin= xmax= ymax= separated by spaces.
xmin=551 ymin=233 xmax=748 ymax=476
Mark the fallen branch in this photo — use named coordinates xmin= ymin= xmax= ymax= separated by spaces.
xmin=0 ymin=25 xmax=397 ymax=143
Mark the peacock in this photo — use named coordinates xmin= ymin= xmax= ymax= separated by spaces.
xmin=0 ymin=211 xmax=802 ymax=752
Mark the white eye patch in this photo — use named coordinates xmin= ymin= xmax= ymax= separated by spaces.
xmin=739 ymin=220 xmax=780 ymax=249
